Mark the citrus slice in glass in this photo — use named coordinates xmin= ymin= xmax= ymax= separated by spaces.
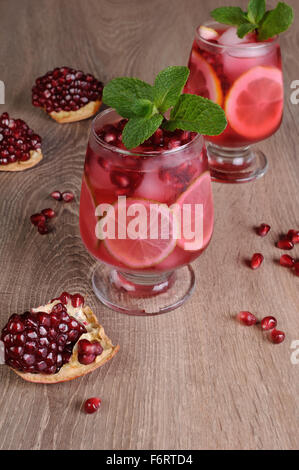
xmin=102 ymin=198 xmax=178 ymax=269
xmin=185 ymin=49 xmax=223 ymax=105
xmin=225 ymin=66 xmax=283 ymax=140
xmin=172 ymin=171 xmax=214 ymax=251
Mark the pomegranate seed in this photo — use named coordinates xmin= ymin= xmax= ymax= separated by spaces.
xmin=51 ymin=190 xmax=62 ymax=201
xmin=250 ymin=253 xmax=264 ymax=270
xmin=62 ymin=191 xmax=74 ymax=202
xmin=270 ymin=329 xmax=285 ymax=344
xmin=287 ymin=230 xmax=299 ymax=244
xmin=277 ymin=239 xmax=294 ymax=250
xmin=257 ymin=223 xmax=271 ymax=237
xmin=60 ymin=292 xmax=71 ymax=305
xmin=84 ymin=397 xmax=101 ymax=414
xmin=30 ymin=213 xmax=46 ymax=226
xmin=42 ymin=208 xmax=56 ymax=219
xmin=237 ymin=311 xmax=258 ymax=326
xmin=280 ymin=254 xmax=295 ymax=268
xmin=71 ymin=293 xmax=84 ymax=308
xmin=261 ymin=316 xmax=277 ymax=331
xmin=294 ymin=262 xmax=299 ymax=277
xmin=37 ymin=223 xmax=49 ymax=235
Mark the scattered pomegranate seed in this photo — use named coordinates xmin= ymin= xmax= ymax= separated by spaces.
xmin=277 ymin=239 xmax=294 ymax=250
xmin=62 ymin=191 xmax=74 ymax=203
xmin=30 ymin=213 xmax=46 ymax=226
xmin=257 ymin=223 xmax=271 ymax=237
xmin=280 ymin=254 xmax=295 ymax=268
xmin=270 ymin=329 xmax=285 ymax=344
xmin=60 ymin=292 xmax=72 ymax=305
xmin=250 ymin=253 xmax=264 ymax=270
xmin=237 ymin=311 xmax=258 ymax=326
xmin=42 ymin=208 xmax=56 ymax=219
xmin=37 ymin=223 xmax=49 ymax=235
xmin=51 ymin=190 xmax=62 ymax=201
xmin=84 ymin=397 xmax=101 ymax=414
xmin=287 ymin=230 xmax=299 ymax=244
xmin=261 ymin=316 xmax=277 ymax=331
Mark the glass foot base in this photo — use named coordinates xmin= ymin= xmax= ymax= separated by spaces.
xmin=92 ymin=264 xmax=195 ymax=316
xmin=207 ymin=143 xmax=268 ymax=183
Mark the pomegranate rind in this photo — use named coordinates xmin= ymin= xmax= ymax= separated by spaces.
xmin=11 ymin=306 xmax=119 ymax=384
xmin=0 ymin=149 xmax=43 ymax=172
xmin=225 ymin=66 xmax=283 ymax=140
xmin=49 ymin=100 xmax=102 ymax=123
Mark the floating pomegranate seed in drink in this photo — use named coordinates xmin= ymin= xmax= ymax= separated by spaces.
xmin=84 ymin=397 xmax=101 ymax=414
xmin=270 ymin=329 xmax=285 ymax=344
xmin=257 ymin=223 xmax=271 ymax=237
xmin=261 ymin=316 xmax=277 ymax=331
xmin=277 ymin=239 xmax=294 ymax=250
xmin=280 ymin=254 xmax=295 ymax=268
xmin=250 ymin=253 xmax=264 ymax=270
xmin=237 ymin=311 xmax=257 ymax=326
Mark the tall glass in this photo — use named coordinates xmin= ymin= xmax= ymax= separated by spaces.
xmin=80 ymin=109 xmax=214 ymax=315
xmin=185 ymin=22 xmax=284 ymax=183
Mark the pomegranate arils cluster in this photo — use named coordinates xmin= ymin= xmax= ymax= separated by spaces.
xmin=77 ymin=339 xmax=103 ymax=365
xmin=1 ymin=294 xmax=87 ymax=374
xmin=51 ymin=190 xmax=74 ymax=203
xmin=30 ymin=208 xmax=56 ymax=235
xmin=0 ymin=112 xmax=41 ymax=165
xmin=32 ymin=67 xmax=103 ymax=114
xmin=237 ymin=312 xmax=285 ymax=344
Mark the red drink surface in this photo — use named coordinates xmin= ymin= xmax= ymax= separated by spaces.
xmin=80 ymin=112 xmax=214 ymax=274
xmin=185 ymin=25 xmax=284 ymax=148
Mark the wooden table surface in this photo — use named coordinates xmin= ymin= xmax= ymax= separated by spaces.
xmin=0 ymin=0 xmax=298 ymax=451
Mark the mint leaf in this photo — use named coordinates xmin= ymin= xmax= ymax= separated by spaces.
xmin=258 ymin=2 xmax=294 ymax=40
xmin=122 ymin=114 xmax=163 ymax=149
xmin=237 ymin=22 xmax=257 ymax=38
xmin=163 ymin=94 xmax=227 ymax=136
xmin=211 ymin=7 xmax=248 ymax=26
xmin=154 ymin=66 xmax=190 ymax=113
xmin=131 ymin=99 xmax=157 ymax=118
xmin=247 ymin=0 xmax=266 ymax=24
xmin=102 ymin=77 xmax=154 ymax=118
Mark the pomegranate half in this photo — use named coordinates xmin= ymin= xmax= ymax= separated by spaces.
xmin=32 ymin=67 xmax=103 ymax=123
xmin=0 ymin=292 xmax=119 ymax=384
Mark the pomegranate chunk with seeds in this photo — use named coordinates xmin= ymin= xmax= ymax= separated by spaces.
xmin=261 ymin=316 xmax=277 ymax=331
xmin=32 ymin=67 xmax=103 ymax=122
xmin=1 ymin=302 xmax=86 ymax=374
xmin=237 ymin=311 xmax=258 ymax=326
xmin=280 ymin=254 xmax=295 ymax=268
xmin=250 ymin=253 xmax=264 ymax=270
xmin=0 ymin=112 xmax=42 ymax=169
xmin=84 ymin=397 xmax=101 ymax=414
xmin=77 ymin=339 xmax=103 ymax=365
xmin=270 ymin=329 xmax=285 ymax=344
xmin=257 ymin=223 xmax=271 ymax=237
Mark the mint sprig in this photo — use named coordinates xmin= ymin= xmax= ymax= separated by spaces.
xmin=102 ymin=66 xmax=227 ymax=149
xmin=211 ymin=0 xmax=293 ymax=40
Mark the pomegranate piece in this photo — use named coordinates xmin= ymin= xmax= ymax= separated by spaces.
xmin=84 ymin=397 xmax=101 ymax=414
xmin=257 ymin=223 xmax=271 ymax=237
xmin=30 ymin=213 xmax=46 ymax=226
xmin=270 ymin=329 xmax=285 ymax=344
xmin=250 ymin=253 xmax=264 ymax=270
xmin=237 ymin=311 xmax=258 ymax=326
xmin=279 ymin=254 xmax=295 ymax=268
xmin=51 ymin=190 xmax=62 ymax=201
xmin=277 ymin=239 xmax=294 ymax=250
xmin=261 ymin=316 xmax=277 ymax=331
xmin=32 ymin=67 xmax=103 ymax=123
xmin=1 ymin=303 xmax=86 ymax=374
xmin=0 ymin=112 xmax=42 ymax=170
xmin=62 ymin=191 xmax=74 ymax=203
xmin=42 ymin=208 xmax=56 ymax=219
xmin=287 ymin=230 xmax=299 ymax=244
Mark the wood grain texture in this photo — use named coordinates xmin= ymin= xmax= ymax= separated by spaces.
xmin=0 ymin=0 xmax=298 ymax=450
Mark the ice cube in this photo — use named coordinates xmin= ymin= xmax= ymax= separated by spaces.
xmin=199 ymin=25 xmax=219 ymax=41
xmin=218 ymin=27 xmax=252 ymax=46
